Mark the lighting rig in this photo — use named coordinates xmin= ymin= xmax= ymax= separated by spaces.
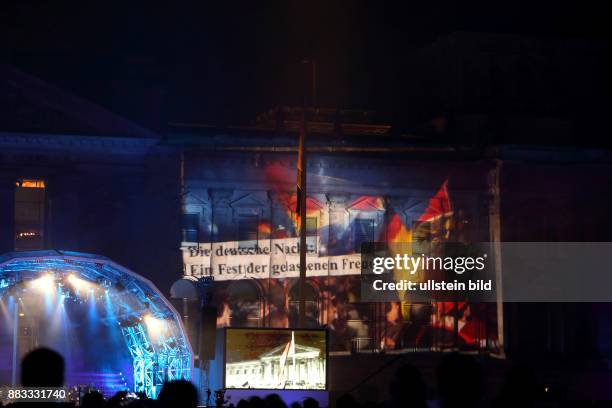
xmin=0 ymin=252 xmax=193 ymax=399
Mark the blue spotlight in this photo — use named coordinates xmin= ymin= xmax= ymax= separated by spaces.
xmin=1 ymin=251 xmax=192 ymax=399
xmin=88 ymin=289 xmax=98 ymax=334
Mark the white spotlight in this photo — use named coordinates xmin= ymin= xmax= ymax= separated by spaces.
xmin=143 ymin=314 xmax=168 ymax=339
xmin=67 ymin=274 xmax=93 ymax=292
xmin=30 ymin=274 xmax=54 ymax=293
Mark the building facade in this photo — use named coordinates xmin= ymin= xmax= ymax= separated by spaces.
xmin=3 ymin=41 xmax=612 ymax=400
xmin=0 ymin=64 xmax=183 ymax=295
xmin=175 ymin=111 xmax=502 ymax=355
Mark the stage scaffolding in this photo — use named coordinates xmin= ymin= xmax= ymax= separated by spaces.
xmin=0 ymin=250 xmax=193 ymax=399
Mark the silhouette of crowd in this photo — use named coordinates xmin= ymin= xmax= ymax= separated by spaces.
xmin=0 ymin=347 xmax=594 ymax=408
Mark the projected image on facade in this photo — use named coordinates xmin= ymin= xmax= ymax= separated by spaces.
xmin=225 ymin=329 xmax=326 ymax=390
xmin=182 ymin=152 xmax=501 ymax=355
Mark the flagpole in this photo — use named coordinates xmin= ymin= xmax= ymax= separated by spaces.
xmin=298 ymin=60 xmax=310 ymax=328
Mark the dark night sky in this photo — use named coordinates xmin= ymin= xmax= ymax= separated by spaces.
xmin=0 ymin=1 xmax=609 ymax=130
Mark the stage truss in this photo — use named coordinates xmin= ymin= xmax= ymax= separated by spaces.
xmin=0 ymin=250 xmax=193 ymax=399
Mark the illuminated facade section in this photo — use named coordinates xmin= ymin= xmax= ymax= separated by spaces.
xmin=181 ymin=148 xmax=499 ymax=353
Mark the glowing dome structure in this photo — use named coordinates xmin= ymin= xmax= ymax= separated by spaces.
xmin=0 ymin=250 xmax=192 ymax=399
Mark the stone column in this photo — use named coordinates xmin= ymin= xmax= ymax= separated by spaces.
xmin=488 ymin=160 xmax=505 ymax=355
xmin=326 ymin=193 xmax=350 ymax=254
xmin=383 ymin=195 xmax=408 ymax=243
xmin=209 ymin=189 xmax=234 ymax=242
xmin=268 ymin=191 xmax=290 ymax=239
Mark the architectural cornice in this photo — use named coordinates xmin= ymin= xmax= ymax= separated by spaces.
xmin=208 ymin=189 xmax=234 ymax=205
xmin=0 ymin=132 xmax=159 ymax=154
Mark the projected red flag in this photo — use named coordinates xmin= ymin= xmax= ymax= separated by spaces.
xmin=418 ymin=180 xmax=452 ymax=222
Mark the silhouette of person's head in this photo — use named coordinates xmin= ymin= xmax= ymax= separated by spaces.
xmin=389 ymin=364 xmax=427 ymax=408
xmin=249 ymin=395 xmax=266 ymax=408
xmin=494 ymin=364 xmax=539 ymax=407
xmin=21 ymin=347 xmax=64 ymax=387
xmin=81 ymin=390 xmax=105 ymax=408
xmin=265 ymin=393 xmax=287 ymax=408
xmin=107 ymin=390 xmax=128 ymax=408
xmin=237 ymin=399 xmax=250 ymax=408
xmin=157 ymin=380 xmax=198 ymax=408
xmin=303 ymin=397 xmax=319 ymax=408
xmin=361 ymin=401 xmax=377 ymax=408
xmin=436 ymin=353 xmax=483 ymax=408
xmin=336 ymin=394 xmax=360 ymax=408
xmin=125 ymin=401 xmax=146 ymax=408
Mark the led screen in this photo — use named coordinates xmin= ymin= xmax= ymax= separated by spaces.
xmin=225 ymin=328 xmax=327 ymax=390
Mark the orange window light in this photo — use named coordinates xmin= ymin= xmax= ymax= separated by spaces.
xmin=19 ymin=179 xmax=46 ymax=188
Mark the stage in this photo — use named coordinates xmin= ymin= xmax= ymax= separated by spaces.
xmin=0 ymin=250 xmax=193 ymax=399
